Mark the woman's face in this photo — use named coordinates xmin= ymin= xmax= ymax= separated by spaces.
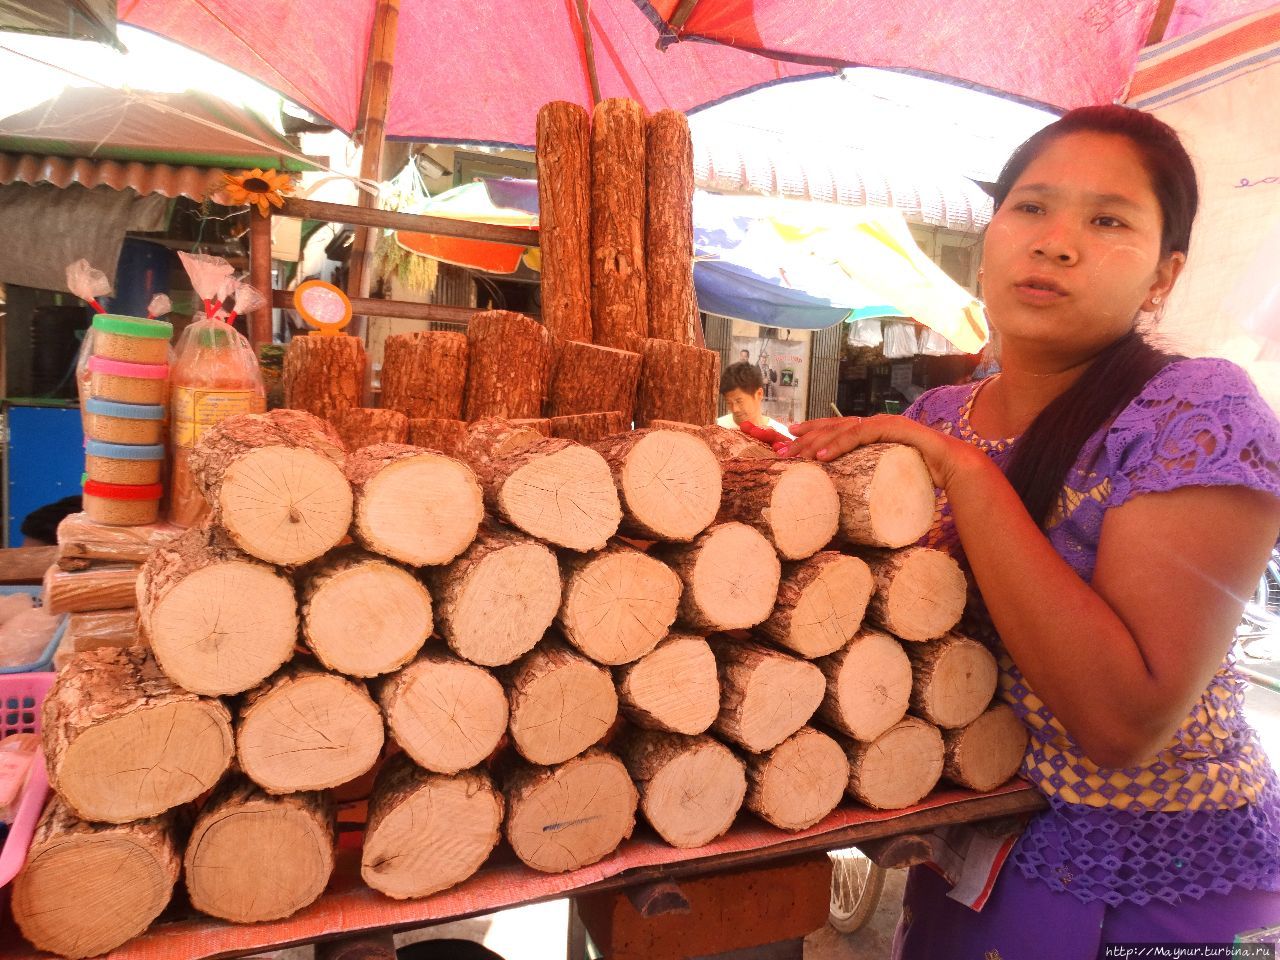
xmin=980 ymin=130 xmax=1183 ymax=367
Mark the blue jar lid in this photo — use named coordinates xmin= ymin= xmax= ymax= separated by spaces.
xmin=85 ymin=439 xmax=165 ymax=460
xmin=84 ymin=397 xmax=166 ymax=421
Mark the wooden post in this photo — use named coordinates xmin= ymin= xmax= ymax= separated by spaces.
xmin=346 ymin=0 xmax=400 ymax=315
xmin=248 ymin=209 xmax=273 ymax=347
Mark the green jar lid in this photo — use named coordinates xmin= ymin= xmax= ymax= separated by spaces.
xmin=92 ymin=314 xmax=174 ymax=340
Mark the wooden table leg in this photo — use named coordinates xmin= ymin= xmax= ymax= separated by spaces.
xmin=316 ymin=931 xmax=397 ymax=960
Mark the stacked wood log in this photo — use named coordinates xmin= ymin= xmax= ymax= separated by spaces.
xmin=862 ymin=546 xmax=967 ymax=642
xmin=380 ymin=330 xmax=469 ymax=419
xmin=905 ymin=632 xmax=999 ymax=729
xmin=550 ymin=411 xmax=626 ymax=444
xmin=590 ymin=98 xmax=648 ymax=352
xmin=558 ymin=544 xmax=681 ymax=665
xmin=718 ymin=459 xmax=840 ymax=560
xmin=501 ymin=638 xmax=619 ymax=765
xmin=645 ymin=110 xmax=696 ymax=345
xmin=619 ymin=729 xmax=745 ymax=848
xmin=463 ymin=310 xmax=553 ymax=421
xmin=745 ymin=727 xmax=848 ymax=831
xmin=655 ymin=522 xmax=780 ymax=631
xmin=547 ymin=339 xmax=641 ymax=422
xmin=759 ymin=552 xmax=873 ymax=658
xmin=826 ymin=444 xmax=936 ymax=549
xmin=814 ymin=628 xmax=913 ymax=742
xmin=614 ymin=633 xmax=720 ymax=735
xmin=636 ymin=338 xmax=720 ymax=427
xmin=283 ymin=334 xmax=366 ymax=420
xmin=593 ymin=428 xmax=722 ymax=542
xmin=710 ymin=638 xmax=825 ymax=753
xmin=843 ymin=716 xmax=945 ymax=810
xmin=536 ymin=102 xmax=593 ymax=345
xmin=943 ymin=704 xmax=1028 ymax=791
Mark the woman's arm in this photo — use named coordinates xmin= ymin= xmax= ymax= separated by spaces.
xmin=785 ymin=415 xmax=1280 ymax=768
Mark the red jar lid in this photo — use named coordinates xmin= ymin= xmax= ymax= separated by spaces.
xmin=83 ymin=479 xmax=164 ymax=501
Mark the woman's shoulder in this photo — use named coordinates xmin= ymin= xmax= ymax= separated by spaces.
xmin=1130 ymin=355 xmax=1269 ymax=406
xmin=904 ymin=381 xmax=980 ymax=426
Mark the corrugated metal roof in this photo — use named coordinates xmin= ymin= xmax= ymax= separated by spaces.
xmin=694 ymin=134 xmax=993 ymax=234
xmin=0 ymin=152 xmax=232 ymax=201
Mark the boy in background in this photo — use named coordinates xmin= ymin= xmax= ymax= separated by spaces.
xmin=716 ymin=362 xmax=795 ymax=439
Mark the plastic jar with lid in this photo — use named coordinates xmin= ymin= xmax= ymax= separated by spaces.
xmin=90 ymin=315 xmax=173 ymax=364
xmin=84 ymin=440 xmax=165 ymax=485
xmin=83 ymin=398 xmax=166 ymax=445
xmin=83 ymin=480 xmax=163 ymax=526
xmin=87 ymin=356 xmax=169 ymax=404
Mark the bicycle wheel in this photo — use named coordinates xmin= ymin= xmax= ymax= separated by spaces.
xmin=828 ymin=847 xmax=887 ymax=934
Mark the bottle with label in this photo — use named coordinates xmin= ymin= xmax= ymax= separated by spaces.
xmin=169 ymin=319 xmax=266 ymax=527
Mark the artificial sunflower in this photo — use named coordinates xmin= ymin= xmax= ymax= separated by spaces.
xmin=224 ymin=168 xmax=293 ymax=217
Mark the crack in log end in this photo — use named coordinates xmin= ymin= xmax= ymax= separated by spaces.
xmin=541 ymin=814 xmax=603 ymax=833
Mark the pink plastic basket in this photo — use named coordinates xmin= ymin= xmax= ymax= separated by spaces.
xmin=0 ymin=672 xmax=54 ymax=889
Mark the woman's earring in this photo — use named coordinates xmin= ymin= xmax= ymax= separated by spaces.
xmin=1151 ymin=296 xmax=1162 ymax=305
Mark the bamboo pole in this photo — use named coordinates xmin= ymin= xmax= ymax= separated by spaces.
xmin=248 ymin=209 xmax=273 ymax=348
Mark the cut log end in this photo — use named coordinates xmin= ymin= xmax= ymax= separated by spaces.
xmin=907 ymin=633 xmax=999 ymax=729
xmin=816 ymin=627 xmax=912 ymax=743
xmin=720 ymin=460 xmax=839 ymax=561
xmin=713 ymin=639 xmax=825 ymax=754
xmin=746 ymin=727 xmax=849 ymax=831
xmin=844 ymin=716 xmax=944 ymax=810
xmin=828 ymin=444 xmax=936 ymax=549
xmin=608 ymin=430 xmax=722 ymax=541
xmin=558 ymin=546 xmax=682 ymax=665
xmin=866 ymin=547 xmax=967 ymax=642
xmin=761 ymin=553 xmax=873 ymax=659
xmin=620 ymin=731 xmax=746 ymax=848
xmin=505 ymin=640 xmax=619 ymax=766
xmin=660 ymin=523 xmax=781 ymax=632
xmin=943 ymin=704 xmax=1028 ymax=792
xmin=495 ymin=443 xmax=622 ymax=552
xmin=614 ymin=633 xmax=720 ymax=735
xmin=505 ymin=749 xmax=638 ymax=873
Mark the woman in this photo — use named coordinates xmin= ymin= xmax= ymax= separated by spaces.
xmin=770 ymin=106 xmax=1280 ymax=952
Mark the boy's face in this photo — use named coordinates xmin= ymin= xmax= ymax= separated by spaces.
xmin=722 ymin=387 xmax=764 ymax=424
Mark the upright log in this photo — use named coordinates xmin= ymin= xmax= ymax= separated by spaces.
xmin=504 ymin=749 xmax=638 ymax=873
xmin=645 ymin=110 xmax=696 ymax=345
xmin=636 ymin=338 xmax=720 ymax=427
xmin=298 ymin=545 xmax=434 ymax=677
xmin=425 ymin=523 xmax=561 ymax=666
xmin=188 ymin=409 xmax=353 ymax=565
xmin=345 ymin=444 xmax=484 ymax=567
xmin=236 ymin=658 xmax=385 ymax=794
xmin=463 ymin=310 xmax=553 ymax=421
xmin=138 ymin=524 xmax=298 ymax=696
xmin=546 ymin=340 xmax=642 ymax=421
xmin=283 ymin=335 xmax=366 ymax=420
xmin=558 ymin=544 xmax=682 ymax=665
xmin=905 ymin=633 xmax=999 ymax=729
xmin=711 ymin=638 xmax=825 ymax=753
xmin=815 ymin=627 xmax=913 ymax=743
xmin=843 ymin=716 xmax=944 ymax=810
xmin=362 ymin=754 xmax=504 ymax=899
xmin=408 ymin=417 xmax=468 ymax=457
xmin=614 ymin=633 xmax=720 ymax=735
xmin=592 ymin=428 xmax=721 ymax=542
xmin=718 ymin=459 xmax=840 ymax=561
xmin=826 ymin=444 xmax=936 ymax=549
xmin=501 ymin=638 xmax=619 ymax=765
xmin=863 ymin=547 xmax=967 ymax=642
xmin=332 ymin=407 xmax=409 ymax=449
xmin=618 ymin=730 xmax=746 ymax=848
xmin=12 ymin=798 xmax=183 ymax=959
xmin=654 ymin=522 xmax=781 ymax=632
xmin=378 ymin=650 xmax=508 ymax=774
xmin=549 ymin=411 xmax=627 ymax=444
xmin=759 ymin=552 xmax=873 ymax=659
xmin=536 ymin=101 xmax=593 ymax=345
xmin=380 ymin=330 xmax=469 ymax=419
xmin=591 ymin=98 xmax=647 ymax=352
xmin=745 ymin=727 xmax=849 ymax=831
xmin=42 ymin=647 xmax=234 ymax=823
xmin=184 ymin=778 xmax=336 ymax=923
xmin=942 ymin=704 xmax=1028 ymax=791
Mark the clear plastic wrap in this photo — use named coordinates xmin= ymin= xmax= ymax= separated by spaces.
xmin=919 ymin=327 xmax=964 ymax=356
xmin=881 ymin=320 xmax=920 ymax=359
xmin=0 ymin=733 xmax=39 ymax=824
xmin=0 ymin=593 xmax=34 ymax=627
xmin=846 ymin=317 xmax=884 ymax=349
xmin=0 ymin=607 xmax=61 ymax=667
xmin=55 ymin=512 xmax=183 ymax=567
xmin=147 ymin=293 xmax=173 ymax=319
xmin=65 ymin=608 xmax=141 ymax=652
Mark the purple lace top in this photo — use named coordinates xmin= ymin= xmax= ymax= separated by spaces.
xmin=905 ymin=357 xmax=1280 ymax=907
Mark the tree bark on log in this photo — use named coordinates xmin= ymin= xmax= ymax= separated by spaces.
xmin=462 ymin=417 xmax=550 ymax=466
xmin=905 ymin=633 xmax=999 ymax=730
xmin=826 ymin=444 xmax=936 ymax=549
xmin=942 ymin=704 xmax=1027 ymax=792
xmin=613 ymin=633 xmax=720 ymax=735
xmin=557 ymin=544 xmax=681 ymax=665
xmin=362 ymin=754 xmax=504 ymax=899
xmin=536 ymin=102 xmax=593 ymax=345
xmin=653 ymin=523 xmax=780 ymax=632
xmin=184 ymin=777 xmax=336 ymax=923
xmin=843 ymin=716 xmax=944 ymax=810
xmin=424 ymin=523 xmax=561 ymax=666
xmin=500 ymin=638 xmax=618 ymax=766
xmin=549 ymin=412 xmax=627 ymax=445
xmin=408 ymin=418 xmax=468 ymax=457
xmin=41 ymin=646 xmax=233 ymax=823
xmin=636 ymin=339 xmax=719 ymax=427
xmin=710 ymin=638 xmax=825 ymax=753
xmin=298 ymin=545 xmax=433 ymax=677
xmin=12 ymin=797 xmax=183 ymax=959
xmin=546 ymin=339 xmax=642 ymax=421
xmin=188 ymin=408 xmax=352 ymax=565
xmin=504 ymin=748 xmax=638 ymax=873
xmin=377 ymin=650 xmax=508 ymax=774
xmin=718 ymin=459 xmax=840 ymax=561
xmin=284 ymin=334 xmax=366 ymax=420
xmin=618 ymin=729 xmax=746 ymax=848
xmin=591 ymin=99 xmax=647 ymax=352
xmin=138 ymin=524 xmax=298 ymax=696
xmin=745 ymin=727 xmax=848 ymax=831
xmin=592 ymin=428 xmax=721 ymax=542
xmin=862 ymin=547 xmax=967 ymax=642
xmin=380 ymin=330 xmax=468 ymax=420
xmin=814 ymin=627 xmax=912 ymax=743
xmin=332 ymin=407 xmax=409 ymax=450
xmin=345 ymin=443 xmax=484 ymax=567
xmin=645 ymin=110 xmax=696 ymax=345
xmin=759 ymin=552 xmax=873 ymax=658
xmin=236 ymin=658 xmax=384 ymax=794
xmin=463 ymin=310 xmax=552 ymax=421
xmin=467 ymin=436 xmax=621 ymax=552
xmin=696 ymin=425 xmax=777 ymax=461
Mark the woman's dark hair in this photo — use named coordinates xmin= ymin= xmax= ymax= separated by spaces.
xmin=990 ymin=105 xmax=1199 ymax=527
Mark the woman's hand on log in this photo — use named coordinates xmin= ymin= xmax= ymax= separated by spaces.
xmin=778 ymin=414 xmax=985 ymax=490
